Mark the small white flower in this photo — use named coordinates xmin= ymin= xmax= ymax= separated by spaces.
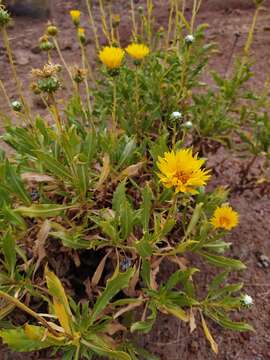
xmin=242 ymin=294 xmax=253 ymax=307
xmin=183 ymin=120 xmax=193 ymax=129
xmin=171 ymin=111 xmax=182 ymax=120
xmin=185 ymin=34 xmax=195 ymax=44
xmin=11 ymin=100 xmax=23 ymax=112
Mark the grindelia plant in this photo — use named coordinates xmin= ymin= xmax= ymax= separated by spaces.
xmin=0 ymin=1 xmax=260 ymax=359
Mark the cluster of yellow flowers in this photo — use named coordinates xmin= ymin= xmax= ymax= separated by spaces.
xmin=157 ymin=149 xmax=239 ymax=231
xmin=99 ymin=44 xmax=150 ymax=69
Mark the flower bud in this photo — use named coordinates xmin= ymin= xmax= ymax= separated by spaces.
xmin=70 ymin=10 xmax=81 ymax=27
xmin=183 ymin=121 xmax=193 ymax=129
xmin=77 ymin=27 xmax=86 ymax=45
xmin=171 ymin=111 xmax=182 ymax=120
xmin=137 ymin=6 xmax=144 ymax=14
xmin=185 ymin=34 xmax=195 ymax=45
xmin=11 ymin=100 xmax=23 ymax=112
xmin=240 ymin=294 xmax=253 ymax=308
xmin=47 ymin=24 xmax=58 ymax=37
xmin=112 ymin=14 xmax=121 ymax=28
xmin=0 ymin=6 xmax=10 ymax=28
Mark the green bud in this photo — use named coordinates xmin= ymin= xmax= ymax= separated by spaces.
xmin=0 ymin=6 xmax=10 ymax=27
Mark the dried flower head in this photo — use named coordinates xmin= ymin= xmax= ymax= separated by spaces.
xmin=125 ymin=43 xmax=150 ymax=60
xmin=32 ymin=63 xmax=61 ymax=79
xmin=70 ymin=10 xmax=81 ymax=26
xmin=39 ymin=35 xmax=54 ymax=51
xmin=112 ymin=14 xmax=121 ymax=28
xmin=157 ymin=149 xmax=211 ymax=194
xmin=72 ymin=66 xmax=88 ymax=84
xmin=211 ymin=205 xmax=239 ymax=230
xmin=99 ymin=46 xmax=125 ymax=69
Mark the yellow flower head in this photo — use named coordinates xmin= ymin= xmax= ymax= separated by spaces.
xmin=211 ymin=205 xmax=239 ymax=230
xmin=125 ymin=43 xmax=150 ymax=60
xmin=99 ymin=46 xmax=125 ymax=69
xmin=70 ymin=10 xmax=81 ymax=26
xmin=157 ymin=149 xmax=211 ymax=194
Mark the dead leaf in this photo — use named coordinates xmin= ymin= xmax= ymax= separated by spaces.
xmin=21 ymin=172 xmax=55 ymax=183
xmin=91 ymin=249 xmax=112 ymax=287
xmin=117 ymin=161 xmax=145 ymax=181
xmin=113 ymin=299 xmax=143 ymax=319
xmin=33 ymin=220 xmax=50 ymax=277
xmin=200 ymin=312 xmax=218 ymax=354
xmin=106 ymin=322 xmax=127 ymax=335
xmin=189 ymin=308 xmax=196 ymax=333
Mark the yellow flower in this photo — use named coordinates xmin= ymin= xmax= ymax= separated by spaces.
xmin=210 ymin=205 xmax=239 ymax=230
xmin=99 ymin=46 xmax=125 ymax=69
xmin=157 ymin=149 xmax=211 ymax=194
xmin=70 ymin=10 xmax=81 ymax=26
xmin=125 ymin=43 xmax=150 ymax=60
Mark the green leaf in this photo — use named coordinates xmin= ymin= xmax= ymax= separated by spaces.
xmin=15 ymin=204 xmax=73 ymax=218
xmin=135 ymin=234 xmax=153 ymax=259
xmin=45 ymin=267 xmax=74 ymax=335
xmin=131 ymin=305 xmax=157 ymax=333
xmin=2 ymin=204 xmax=26 ymax=229
xmin=2 ymin=231 xmax=16 ymax=278
xmin=140 ymin=184 xmax=153 ymax=233
xmin=91 ymin=267 xmax=135 ymax=324
xmin=199 ymin=251 xmax=246 ymax=270
xmin=5 ymin=160 xmax=31 ymax=205
xmin=35 ymin=151 xmax=73 ymax=181
xmin=165 ymin=268 xmax=199 ymax=292
xmin=112 ymin=181 xmax=127 ymax=213
xmin=82 ymin=337 xmax=131 ymax=360
xmin=141 ymin=260 xmax=151 ymax=288
xmin=0 ymin=326 xmax=63 ymax=352
xmin=120 ymin=199 xmax=134 ymax=240
xmin=185 ymin=203 xmax=203 ymax=238
xmin=206 ymin=311 xmax=254 ymax=332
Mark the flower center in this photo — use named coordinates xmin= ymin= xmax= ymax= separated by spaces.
xmin=220 ymin=216 xmax=230 ymax=227
xmin=175 ymin=170 xmax=191 ymax=184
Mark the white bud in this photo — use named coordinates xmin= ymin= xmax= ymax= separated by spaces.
xmin=183 ymin=121 xmax=193 ymax=129
xmin=185 ymin=34 xmax=195 ymax=44
xmin=242 ymin=294 xmax=253 ymax=306
xmin=171 ymin=111 xmax=182 ymax=120
xmin=11 ymin=100 xmax=23 ymax=112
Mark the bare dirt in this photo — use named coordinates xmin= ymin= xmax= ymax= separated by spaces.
xmin=0 ymin=1 xmax=270 ymax=360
